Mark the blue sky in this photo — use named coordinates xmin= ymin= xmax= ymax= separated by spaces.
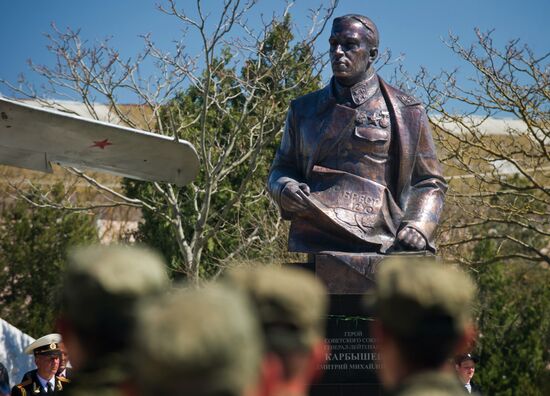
xmin=1 ymin=0 xmax=548 ymax=103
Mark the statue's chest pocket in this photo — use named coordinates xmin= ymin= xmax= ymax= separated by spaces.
xmin=352 ymin=127 xmax=390 ymax=156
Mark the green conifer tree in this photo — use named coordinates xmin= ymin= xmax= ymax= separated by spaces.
xmin=0 ymin=184 xmax=98 ymax=337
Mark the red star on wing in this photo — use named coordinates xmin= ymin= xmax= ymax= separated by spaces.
xmin=91 ymin=139 xmax=113 ymax=149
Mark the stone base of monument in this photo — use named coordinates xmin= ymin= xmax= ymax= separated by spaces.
xmin=292 ymin=252 xmax=434 ymax=396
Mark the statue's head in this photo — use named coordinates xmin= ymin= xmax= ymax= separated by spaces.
xmin=330 ymin=14 xmax=379 ymax=86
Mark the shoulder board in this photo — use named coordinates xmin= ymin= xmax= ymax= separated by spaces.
xmin=397 ymin=94 xmax=421 ymax=107
xmin=13 ymin=382 xmax=29 ymax=396
xmin=58 ymin=376 xmax=71 ymax=383
xmin=17 ymin=379 xmax=32 ymax=387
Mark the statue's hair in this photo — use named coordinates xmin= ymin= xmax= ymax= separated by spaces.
xmin=333 ymin=14 xmax=379 ymax=48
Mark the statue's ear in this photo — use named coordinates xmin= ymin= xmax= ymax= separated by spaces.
xmin=369 ymin=47 xmax=379 ymax=63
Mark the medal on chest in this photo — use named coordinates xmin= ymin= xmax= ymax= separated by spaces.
xmin=356 ymin=110 xmax=390 ymax=128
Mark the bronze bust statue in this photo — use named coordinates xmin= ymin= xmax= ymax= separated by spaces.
xmin=268 ymin=14 xmax=447 ymax=254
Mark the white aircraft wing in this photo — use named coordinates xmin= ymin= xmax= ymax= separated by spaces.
xmin=0 ymin=97 xmax=200 ymax=187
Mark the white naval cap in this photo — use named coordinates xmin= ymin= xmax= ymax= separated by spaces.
xmin=24 ymin=333 xmax=62 ymax=355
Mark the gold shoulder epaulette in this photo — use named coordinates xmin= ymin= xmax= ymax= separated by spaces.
xmin=18 ymin=379 xmax=32 ymax=387
xmin=58 ymin=376 xmax=71 ymax=383
xmin=15 ymin=382 xmax=29 ymax=396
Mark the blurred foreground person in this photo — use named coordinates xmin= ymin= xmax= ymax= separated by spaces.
xmin=224 ymin=266 xmax=328 ymax=396
xmin=454 ymin=354 xmax=482 ymax=395
xmin=128 ymin=283 xmax=263 ymax=396
xmin=11 ymin=335 xmax=69 ymax=395
xmin=364 ymin=258 xmax=477 ymax=396
xmin=56 ymin=245 xmax=169 ymax=396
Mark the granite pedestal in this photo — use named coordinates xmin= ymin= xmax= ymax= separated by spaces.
xmin=292 ymin=252 xmax=434 ymax=396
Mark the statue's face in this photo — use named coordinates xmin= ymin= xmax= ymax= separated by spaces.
xmin=329 ymin=19 xmax=377 ymax=86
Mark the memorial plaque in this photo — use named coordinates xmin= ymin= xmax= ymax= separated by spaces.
xmin=310 ymin=293 xmax=382 ymax=395
xmin=322 ymin=316 xmax=379 ymax=383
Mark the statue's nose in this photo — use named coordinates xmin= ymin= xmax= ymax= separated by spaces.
xmin=334 ymin=44 xmax=344 ymax=56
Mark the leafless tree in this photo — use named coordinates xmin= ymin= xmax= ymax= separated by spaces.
xmin=1 ymin=0 xmax=338 ymax=282
xmin=413 ymin=29 xmax=549 ymax=265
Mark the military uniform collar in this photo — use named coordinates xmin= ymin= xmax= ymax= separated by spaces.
xmin=35 ymin=373 xmax=56 ymax=392
xmin=316 ymin=75 xmax=421 ymax=116
xmin=332 ymin=69 xmax=378 ymax=107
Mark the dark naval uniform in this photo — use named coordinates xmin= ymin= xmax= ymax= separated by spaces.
xmin=268 ymin=72 xmax=447 ymax=253
xmin=463 ymin=381 xmax=483 ymax=395
xmin=11 ymin=371 xmax=70 ymax=396
xmin=21 ymin=369 xmax=73 ymax=384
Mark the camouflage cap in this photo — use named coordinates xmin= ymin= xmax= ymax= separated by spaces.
xmin=132 ymin=283 xmax=262 ymax=396
xmin=224 ymin=265 xmax=328 ymax=353
xmin=363 ymin=258 xmax=476 ymax=338
xmin=61 ymin=244 xmax=169 ymax=350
